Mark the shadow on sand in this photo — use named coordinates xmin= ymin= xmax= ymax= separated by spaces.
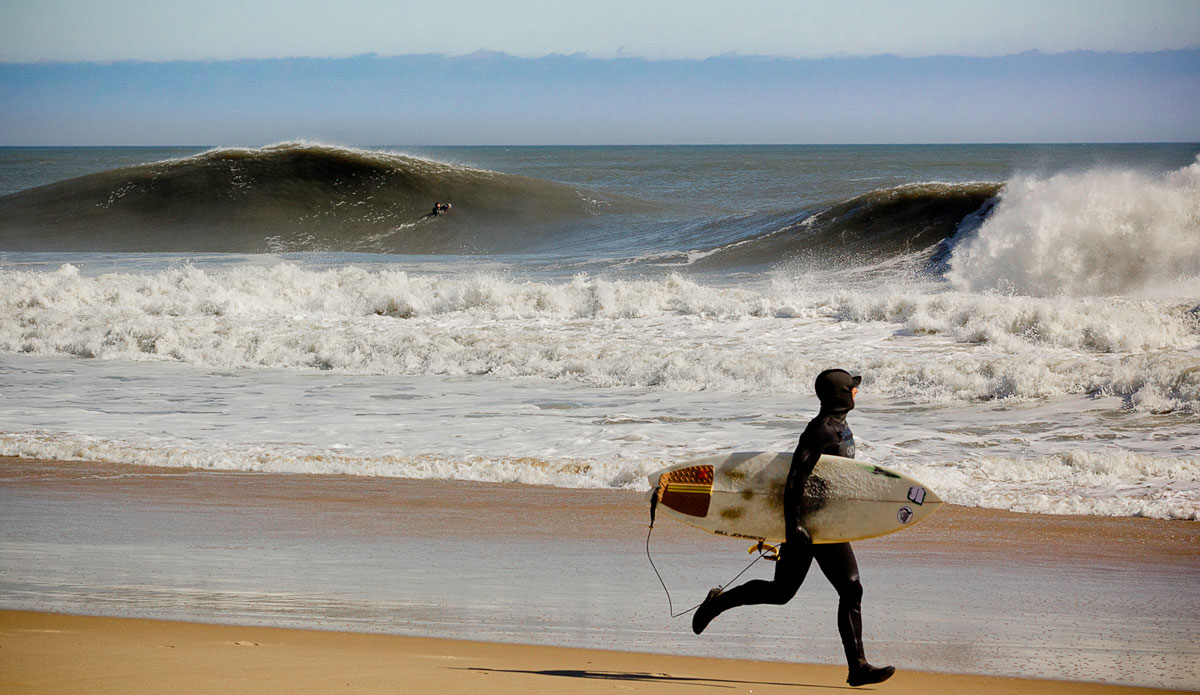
xmin=455 ymin=667 xmax=860 ymax=690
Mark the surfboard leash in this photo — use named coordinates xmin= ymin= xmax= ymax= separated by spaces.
xmin=646 ymin=486 xmax=774 ymax=619
xmin=645 ymin=488 xmax=700 ymax=617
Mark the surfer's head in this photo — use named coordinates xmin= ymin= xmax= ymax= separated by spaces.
xmin=815 ymin=368 xmax=861 ymax=412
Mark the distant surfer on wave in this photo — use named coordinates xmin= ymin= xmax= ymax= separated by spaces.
xmin=428 ymin=202 xmax=451 ymax=217
xmin=691 ymin=369 xmax=895 ymax=688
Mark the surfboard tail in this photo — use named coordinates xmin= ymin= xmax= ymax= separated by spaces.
xmin=654 ymin=464 xmax=715 ymax=518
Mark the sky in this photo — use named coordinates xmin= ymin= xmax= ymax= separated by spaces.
xmin=4 ymin=0 xmax=1198 ymax=62
xmin=1 ymin=1 xmax=1198 ymax=145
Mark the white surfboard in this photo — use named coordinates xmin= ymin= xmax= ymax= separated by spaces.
xmin=648 ymin=452 xmax=942 ymax=544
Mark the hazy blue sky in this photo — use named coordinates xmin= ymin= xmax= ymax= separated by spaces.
xmin=1 ymin=1 xmax=1198 ymax=145
xmin=3 ymin=0 xmax=1198 ymax=61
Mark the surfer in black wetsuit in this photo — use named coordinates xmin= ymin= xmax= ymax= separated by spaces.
xmin=691 ymin=369 xmax=895 ymax=688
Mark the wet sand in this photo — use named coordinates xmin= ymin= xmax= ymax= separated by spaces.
xmin=1 ymin=456 xmax=1198 ymax=691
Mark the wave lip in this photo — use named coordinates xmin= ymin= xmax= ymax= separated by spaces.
xmin=0 ymin=142 xmax=615 ymax=254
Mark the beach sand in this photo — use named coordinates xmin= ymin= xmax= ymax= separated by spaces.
xmin=1 ymin=609 xmax=1189 ymax=695
xmin=1 ymin=456 xmax=1198 ymax=693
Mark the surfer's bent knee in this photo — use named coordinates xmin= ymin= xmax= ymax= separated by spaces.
xmin=763 ymin=579 xmax=801 ymax=605
xmin=840 ymin=577 xmax=863 ymax=603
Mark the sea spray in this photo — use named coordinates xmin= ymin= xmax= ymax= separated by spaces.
xmin=947 ymin=159 xmax=1200 ymax=296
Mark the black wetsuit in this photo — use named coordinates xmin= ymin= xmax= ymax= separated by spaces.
xmin=692 ymin=368 xmax=875 ymax=674
xmin=698 ymin=411 xmax=867 ymax=667
xmin=690 ymin=369 xmax=892 ymax=685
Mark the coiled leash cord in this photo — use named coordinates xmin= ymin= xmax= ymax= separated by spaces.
xmin=645 ymin=487 xmax=777 ymax=618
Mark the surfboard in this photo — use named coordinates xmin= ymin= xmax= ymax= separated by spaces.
xmin=648 ymin=452 xmax=942 ymax=544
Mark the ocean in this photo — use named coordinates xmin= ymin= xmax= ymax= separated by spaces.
xmin=2 ymin=142 xmax=1199 ymax=519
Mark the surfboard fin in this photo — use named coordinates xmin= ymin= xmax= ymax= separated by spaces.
xmin=749 ymin=540 xmax=781 ymax=561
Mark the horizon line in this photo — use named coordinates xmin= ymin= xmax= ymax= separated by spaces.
xmin=5 ymin=46 xmax=1200 ymax=67
xmin=3 ymin=141 xmax=1200 ymax=149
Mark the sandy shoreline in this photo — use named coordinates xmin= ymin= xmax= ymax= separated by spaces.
xmin=1 ymin=609 xmax=1190 ymax=694
xmin=1 ymin=456 xmax=1198 ymax=691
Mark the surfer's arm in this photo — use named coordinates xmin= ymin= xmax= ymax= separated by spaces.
xmin=783 ymin=418 xmax=838 ymax=542
xmin=790 ymin=418 xmax=838 ymax=480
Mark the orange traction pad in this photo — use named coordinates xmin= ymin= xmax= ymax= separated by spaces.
xmin=658 ymin=464 xmax=714 ymax=518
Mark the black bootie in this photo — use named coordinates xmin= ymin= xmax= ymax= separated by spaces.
xmin=691 ymin=587 xmax=723 ymax=635
xmin=847 ymin=663 xmax=895 ymax=687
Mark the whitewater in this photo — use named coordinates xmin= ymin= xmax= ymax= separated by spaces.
xmin=1 ymin=143 xmax=1198 ymax=520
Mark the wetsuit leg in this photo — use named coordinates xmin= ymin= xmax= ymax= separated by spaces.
xmin=813 ymin=542 xmax=866 ymax=667
xmin=691 ymin=529 xmax=816 ymax=634
xmin=692 ymin=497 xmax=815 ymax=634
xmin=716 ymin=538 xmax=813 ymax=609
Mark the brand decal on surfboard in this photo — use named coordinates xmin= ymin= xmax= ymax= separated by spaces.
xmin=896 ymin=506 xmax=914 ymax=524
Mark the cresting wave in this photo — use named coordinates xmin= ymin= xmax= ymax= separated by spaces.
xmin=691 ymin=182 xmax=1000 ymax=272
xmin=3 ymin=263 xmax=1198 ymax=412
xmin=1 ymin=432 xmax=1195 ymax=520
xmin=0 ymin=142 xmax=618 ymax=254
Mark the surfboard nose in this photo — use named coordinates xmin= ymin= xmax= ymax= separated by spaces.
xmin=910 ymin=483 xmax=943 ymax=506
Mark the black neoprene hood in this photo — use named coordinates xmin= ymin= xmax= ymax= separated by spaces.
xmin=814 ymin=369 xmax=861 ymax=411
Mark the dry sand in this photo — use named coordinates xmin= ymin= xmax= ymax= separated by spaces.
xmin=1 ymin=609 xmax=1189 ymax=694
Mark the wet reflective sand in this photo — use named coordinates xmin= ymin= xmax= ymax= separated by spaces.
xmin=1 ymin=457 xmax=1196 ymax=690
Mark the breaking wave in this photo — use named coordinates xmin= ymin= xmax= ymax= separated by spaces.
xmin=0 ymin=141 xmax=999 ymax=268
xmin=3 ymin=144 xmax=1198 ymax=301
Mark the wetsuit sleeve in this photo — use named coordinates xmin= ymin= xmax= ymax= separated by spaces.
xmin=784 ymin=417 xmax=840 ymax=539
xmin=791 ymin=418 xmax=840 ymax=480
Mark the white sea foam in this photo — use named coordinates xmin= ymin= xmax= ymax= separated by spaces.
xmin=0 ymin=432 xmax=633 ymax=488
xmin=2 ymin=263 xmax=1197 ymax=411
xmin=901 ymin=450 xmax=1200 ymax=520
xmin=3 ymin=342 xmax=1197 ymax=520
xmin=947 ymin=159 xmax=1200 ymax=296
